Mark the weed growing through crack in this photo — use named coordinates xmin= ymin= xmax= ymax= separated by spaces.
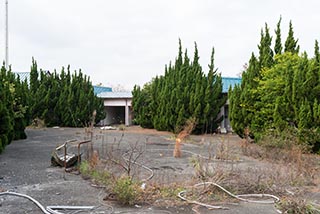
xmin=277 ymin=196 xmax=319 ymax=214
xmin=79 ymin=160 xmax=91 ymax=177
xmin=113 ymin=175 xmax=142 ymax=205
xmin=140 ymin=183 xmax=186 ymax=206
xmin=79 ymin=160 xmax=112 ymax=186
xmin=118 ymin=124 xmax=126 ymax=131
xmin=78 ymin=127 xmax=320 ymax=212
xmin=238 ymin=129 xmax=320 ymax=213
xmin=187 ymin=134 xmax=320 ymax=211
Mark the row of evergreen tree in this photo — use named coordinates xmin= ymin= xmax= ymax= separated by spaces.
xmin=229 ymin=18 xmax=320 ymax=152
xmin=0 ymin=64 xmax=29 ymax=153
xmin=29 ymin=59 xmax=105 ymax=127
xmin=132 ymin=40 xmax=226 ymax=134
xmin=0 ymin=59 xmax=105 ymax=153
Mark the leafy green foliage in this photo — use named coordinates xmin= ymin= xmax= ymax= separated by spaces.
xmin=0 ymin=64 xmax=29 ymax=152
xmin=229 ymin=20 xmax=320 ymax=152
xmin=29 ymin=60 xmax=105 ymax=127
xmin=0 ymin=59 xmax=105 ymax=153
xmin=132 ymin=40 xmax=226 ymax=134
xmin=113 ymin=176 xmax=141 ymax=205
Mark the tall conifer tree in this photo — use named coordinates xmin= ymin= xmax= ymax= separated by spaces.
xmin=132 ymin=40 xmax=225 ymax=134
xmin=284 ymin=21 xmax=300 ymax=54
xmin=274 ymin=17 xmax=282 ymax=55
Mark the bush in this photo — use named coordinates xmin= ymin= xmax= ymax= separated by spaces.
xmin=298 ymin=128 xmax=320 ymax=153
xmin=113 ymin=176 xmax=141 ymax=205
xmin=258 ymin=128 xmax=310 ymax=152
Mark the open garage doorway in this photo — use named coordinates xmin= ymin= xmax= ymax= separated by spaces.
xmin=103 ymin=106 xmax=125 ymax=125
xmin=97 ymin=92 xmax=133 ymax=126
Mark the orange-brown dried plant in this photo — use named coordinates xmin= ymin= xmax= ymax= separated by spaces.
xmin=174 ymin=118 xmax=196 ymax=158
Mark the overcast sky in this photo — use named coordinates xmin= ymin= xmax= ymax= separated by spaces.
xmin=1 ymin=0 xmax=320 ymax=90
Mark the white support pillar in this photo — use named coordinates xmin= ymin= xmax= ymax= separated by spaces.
xmin=220 ymin=105 xmax=227 ymax=134
xmin=125 ymin=99 xmax=129 ymax=126
xmin=220 ymin=105 xmax=225 ymax=129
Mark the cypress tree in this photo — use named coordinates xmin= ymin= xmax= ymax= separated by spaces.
xmin=0 ymin=79 xmax=11 ymax=152
xmin=229 ymin=19 xmax=320 ymax=151
xmin=204 ymin=48 xmax=227 ymax=133
xmin=12 ymin=75 xmax=29 ymax=139
xmin=176 ymin=104 xmax=186 ymax=131
xmin=229 ymin=85 xmax=245 ymax=137
xmin=132 ymin=40 xmax=225 ymax=134
xmin=273 ymin=96 xmax=286 ymax=131
xmin=0 ymin=101 xmax=11 ymax=153
xmin=274 ymin=16 xmax=282 ymax=55
xmin=29 ymin=61 xmax=105 ymax=127
xmin=310 ymin=40 xmax=320 ymax=102
xmin=284 ymin=21 xmax=300 ymax=54
xmin=30 ymin=58 xmax=39 ymax=94
xmin=237 ymin=53 xmax=260 ymax=136
xmin=0 ymin=65 xmax=14 ymax=152
xmin=314 ymin=40 xmax=320 ymax=65
xmin=298 ymin=99 xmax=312 ymax=129
xmin=258 ymin=23 xmax=274 ymax=68
xmin=313 ymin=99 xmax=320 ymax=126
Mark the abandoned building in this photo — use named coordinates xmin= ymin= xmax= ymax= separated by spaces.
xmin=95 ymin=77 xmax=242 ymax=132
xmin=218 ymin=77 xmax=242 ymax=133
xmin=95 ymin=91 xmax=132 ymax=126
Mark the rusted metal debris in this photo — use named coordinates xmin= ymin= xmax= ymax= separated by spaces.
xmin=51 ymin=139 xmax=91 ymax=170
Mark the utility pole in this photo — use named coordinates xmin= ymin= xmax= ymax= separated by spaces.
xmin=5 ymin=0 xmax=8 ymax=70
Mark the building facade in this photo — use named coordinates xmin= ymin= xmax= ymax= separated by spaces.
xmin=96 ymin=91 xmax=132 ymax=126
xmin=218 ymin=77 xmax=242 ymax=133
xmin=95 ymin=77 xmax=241 ymax=131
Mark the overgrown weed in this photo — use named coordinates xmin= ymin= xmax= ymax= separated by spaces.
xmin=243 ymin=130 xmax=320 ymax=186
xmin=79 ymin=160 xmax=112 ymax=186
xmin=141 ymin=182 xmax=186 ymax=206
xmin=277 ymin=196 xmax=319 ymax=214
xmin=113 ymin=175 xmax=142 ymax=205
xmin=238 ymin=129 xmax=320 ymax=213
xmin=79 ymin=128 xmax=320 ymax=211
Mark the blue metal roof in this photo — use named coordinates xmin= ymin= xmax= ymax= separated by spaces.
xmin=93 ymin=85 xmax=112 ymax=95
xmin=221 ymin=77 xmax=241 ymax=93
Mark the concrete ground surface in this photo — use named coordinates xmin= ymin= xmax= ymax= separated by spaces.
xmin=0 ymin=127 xmax=281 ymax=214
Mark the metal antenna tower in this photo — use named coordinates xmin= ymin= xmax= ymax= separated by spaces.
xmin=5 ymin=0 xmax=8 ymax=70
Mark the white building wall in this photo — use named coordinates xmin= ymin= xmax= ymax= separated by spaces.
xmin=101 ymin=98 xmax=132 ymax=126
xmin=104 ymin=99 xmax=132 ymax=107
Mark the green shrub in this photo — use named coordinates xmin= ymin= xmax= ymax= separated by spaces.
xmin=258 ymin=128 xmax=310 ymax=152
xmin=113 ymin=176 xmax=141 ymax=205
xmin=159 ymin=185 xmax=184 ymax=199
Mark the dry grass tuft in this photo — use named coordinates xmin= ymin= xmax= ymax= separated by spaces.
xmin=174 ymin=118 xmax=196 ymax=158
